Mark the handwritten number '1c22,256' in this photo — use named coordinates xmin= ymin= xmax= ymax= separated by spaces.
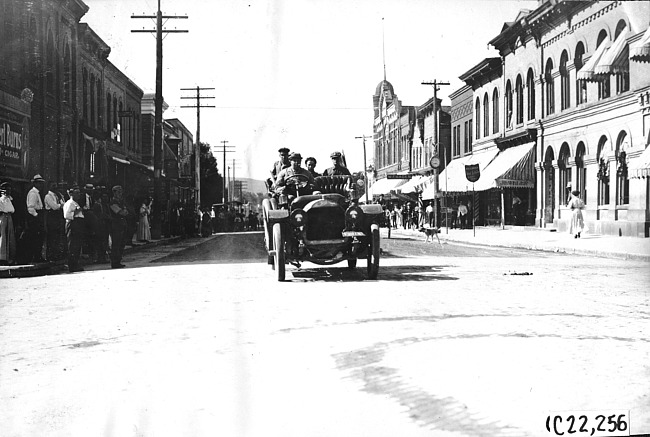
xmin=545 ymin=411 xmax=629 ymax=436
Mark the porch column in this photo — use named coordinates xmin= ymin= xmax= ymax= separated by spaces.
xmin=535 ymin=161 xmax=545 ymax=227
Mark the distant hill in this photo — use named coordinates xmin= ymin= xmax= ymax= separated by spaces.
xmin=237 ymin=177 xmax=267 ymax=194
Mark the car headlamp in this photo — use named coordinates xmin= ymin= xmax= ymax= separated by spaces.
xmin=290 ymin=209 xmax=307 ymax=226
xmin=345 ymin=206 xmax=363 ymax=226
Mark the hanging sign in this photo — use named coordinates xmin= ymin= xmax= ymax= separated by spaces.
xmin=465 ymin=164 xmax=480 ymax=183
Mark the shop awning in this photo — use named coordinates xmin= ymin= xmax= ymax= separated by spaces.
xmin=396 ymin=175 xmax=428 ymax=194
xmin=421 ymin=149 xmax=498 ymax=199
xmin=629 ymin=146 xmax=650 ymax=178
xmin=594 ymin=30 xmax=629 ymax=75
xmin=630 ymin=26 xmax=650 ymax=62
xmin=368 ymin=176 xmax=408 ymax=196
xmin=473 ymin=142 xmax=536 ymax=190
xmin=577 ymin=40 xmax=611 ymax=81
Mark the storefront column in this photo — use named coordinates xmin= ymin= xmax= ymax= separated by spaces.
xmin=583 ymin=155 xmax=598 ymax=222
xmin=552 ymin=160 xmax=561 ymax=226
xmin=534 ymin=161 xmax=545 ymax=227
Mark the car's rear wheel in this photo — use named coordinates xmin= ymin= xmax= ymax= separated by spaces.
xmin=367 ymin=224 xmax=380 ymax=279
xmin=347 ymin=258 xmax=357 ymax=269
xmin=262 ymin=198 xmax=274 ymax=265
xmin=273 ymin=223 xmax=285 ymax=281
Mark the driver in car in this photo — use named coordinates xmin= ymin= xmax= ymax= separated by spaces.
xmin=275 ymin=152 xmax=316 ymax=197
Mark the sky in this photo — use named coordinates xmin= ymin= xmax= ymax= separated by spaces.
xmin=82 ymin=0 xmax=540 ymax=180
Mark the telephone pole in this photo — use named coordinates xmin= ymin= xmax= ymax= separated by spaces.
xmin=355 ymin=135 xmax=373 ymax=204
xmin=213 ymin=141 xmax=234 ymax=203
xmin=132 ymin=1 xmax=187 ymax=238
xmin=421 ymin=80 xmax=450 ymax=230
xmin=180 ymin=86 xmax=215 ymax=207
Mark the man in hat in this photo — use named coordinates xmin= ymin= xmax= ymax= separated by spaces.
xmin=275 ymin=152 xmax=316 ymax=197
xmin=305 ymin=157 xmax=320 ymax=178
xmin=109 ymin=185 xmax=129 ymax=269
xmin=322 ymin=151 xmax=351 ymax=176
xmin=25 ymin=174 xmax=46 ymax=263
xmin=80 ymin=183 xmax=96 ymax=260
xmin=44 ymin=182 xmax=66 ymax=261
xmin=270 ymin=147 xmax=291 ymax=187
xmin=63 ymin=185 xmax=85 ymax=273
xmin=0 ymin=182 xmax=17 ymax=265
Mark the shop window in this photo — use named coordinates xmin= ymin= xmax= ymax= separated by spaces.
xmin=597 ymin=137 xmax=610 ymax=206
xmin=558 ymin=144 xmax=571 ymax=205
xmin=616 ymin=151 xmax=629 ymax=205
xmin=576 ymin=142 xmax=586 ymax=204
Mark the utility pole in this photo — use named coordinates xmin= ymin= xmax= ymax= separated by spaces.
xmin=421 ymin=79 xmax=450 ymax=230
xmin=132 ymin=1 xmax=187 ymax=239
xmin=355 ymin=135 xmax=373 ymax=204
xmin=232 ymin=158 xmax=236 ymax=203
xmin=180 ymin=86 xmax=215 ymax=208
xmin=213 ymin=140 xmax=234 ymax=203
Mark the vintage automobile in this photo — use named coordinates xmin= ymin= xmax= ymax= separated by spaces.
xmin=262 ymin=173 xmax=383 ymax=281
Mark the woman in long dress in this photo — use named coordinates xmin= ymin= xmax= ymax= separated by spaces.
xmin=137 ymin=198 xmax=152 ymax=242
xmin=0 ymin=182 xmax=17 ymax=265
xmin=567 ymin=190 xmax=585 ymax=238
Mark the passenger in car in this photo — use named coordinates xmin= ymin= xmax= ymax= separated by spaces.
xmin=322 ymin=151 xmax=351 ymax=176
xmin=275 ymin=152 xmax=316 ymax=197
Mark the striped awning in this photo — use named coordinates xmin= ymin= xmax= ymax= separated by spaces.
xmin=421 ymin=149 xmax=498 ymax=199
xmin=594 ymin=30 xmax=629 ymax=75
xmin=473 ymin=142 xmax=536 ymax=191
xmin=629 ymin=146 xmax=650 ymax=179
xmin=396 ymin=175 xmax=428 ymax=194
xmin=368 ymin=176 xmax=407 ymax=197
xmin=630 ymin=26 xmax=650 ymax=62
xmin=577 ymin=40 xmax=611 ymax=81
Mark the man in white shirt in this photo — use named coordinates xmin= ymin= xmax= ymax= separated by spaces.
xmin=63 ymin=185 xmax=85 ymax=273
xmin=457 ymin=202 xmax=469 ymax=229
xmin=45 ymin=182 xmax=65 ymax=261
xmin=25 ymin=174 xmax=46 ymax=263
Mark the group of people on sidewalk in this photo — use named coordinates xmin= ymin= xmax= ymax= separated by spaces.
xmin=0 ymin=175 xmax=156 ymax=272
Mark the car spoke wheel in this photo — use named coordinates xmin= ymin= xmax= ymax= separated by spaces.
xmin=273 ymin=223 xmax=285 ymax=281
xmin=262 ymin=199 xmax=275 ymax=265
xmin=366 ymin=224 xmax=380 ymax=279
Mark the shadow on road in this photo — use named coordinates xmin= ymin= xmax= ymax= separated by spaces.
xmin=289 ymin=264 xmax=458 ymax=282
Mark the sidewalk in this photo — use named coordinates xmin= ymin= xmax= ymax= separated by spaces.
xmin=0 ymin=236 xmax=182 ymax=279
xmin=390 ymin=225 xmax=650 ymax=261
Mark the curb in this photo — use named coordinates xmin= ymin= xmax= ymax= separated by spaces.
xmin=0 ymin=236 xmax=184 ymax=279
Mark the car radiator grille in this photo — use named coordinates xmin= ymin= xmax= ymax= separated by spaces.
xmin=307 ymin=209 xmax=345 ymax=241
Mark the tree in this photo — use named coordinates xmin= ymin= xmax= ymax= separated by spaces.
xmin=200 ymin=142 xmax=222 ymax=207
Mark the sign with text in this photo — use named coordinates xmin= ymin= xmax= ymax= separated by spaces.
xmin=387 ymin=174 xmax=413 ymax=179
xmin=465 ymin=164 xmax=480 ymax=183
xmin=0 ymin=109 xmax=27 ymax=173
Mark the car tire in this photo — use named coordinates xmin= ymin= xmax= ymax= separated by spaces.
xmin=273 ymin=223 xmax=285 ymax=281
xmin=262 ymin=198 xmax=273 ymax=254
xmin=367 ymin=223 xmax=380 ymax=280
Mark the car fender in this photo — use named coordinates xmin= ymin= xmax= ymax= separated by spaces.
xmin=267 ymin=209 xmax=289 ymax=223
xmin=360 ymin=204 xmax=383 ymax=216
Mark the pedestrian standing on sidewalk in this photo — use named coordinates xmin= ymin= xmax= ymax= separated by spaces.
xmin=44 ymin=182 xmax=65 ymax=261
xmin=109 ymin=185 xmax=128 ymax=269
xmin=567 ymin=190 xmax=585 ymax=238
xmin=426 ymin=202 xmax=434 ymax=228
xmin=457 ymin=201 xmax=468 ymax=229
xmin=91 ymin=190 xmax=110 ymax=264
xmin=63 ymin=185 xmax=85 ymax=273
xmin=25 ymin=174 xmax=46 ymax=263
xmin=0 ymin=182 xmax=17 ymax=266
xmin=138 ymin=197 xmax=152 ymax=242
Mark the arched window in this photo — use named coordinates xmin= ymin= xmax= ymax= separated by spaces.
xmin=96 ymin=79 xmax=102 ymax=129
xmin=483 ymin=93 xmax=489 ymax=137
xmin=558 ymin=143 xmax=571 ymax=206
xmin=492 ymin=88 xmax=499 ymax=134
xmin=82 ymin=68 xmax=88 ymax=120
xmin=475 ymin=97 xmax=481 ymax=140
xmin=615 ymin=131 xmax=629 ymax=205
xmin=596 ymin=30 xmax=610 ymax=100
xmin=560 ymin=50 xmax=570 ymax=110
xmin=90 ymin=74 xmax=96 ymax=127
xmin=526 ymin=68 xmax=535 ymax=120
xmin=113 ymin=95 xmax=118 ymax=129
xmin=575 ymin=142 xmax=586 ymax=203
xmin=597 ymin=136 xmax=610 ymax=206
xmin=545 ymin=58 xmax=555 ymax=116
xmin=106 ymin=92 xmax=112 ymax=133
xmin=515 ymin=74 xmax=524 ymax=124
xmin=505 ymin=80 xmax=513 ymax=129
xmin=575 ymin=42 xmax=587 ymax=105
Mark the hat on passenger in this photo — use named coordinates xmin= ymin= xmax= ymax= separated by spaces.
xmin=289 ymin=152 xmax=302 ymax=161
xmin=31 ymin=174 xmax=45 ymax=182
xmin=330 ymin=151 xmax=342 ymax=159
xmin=278 ymin=147 xmax=290 ymax=154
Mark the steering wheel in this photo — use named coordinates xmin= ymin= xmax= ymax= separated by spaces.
xmin=284 ymin=173 xmax=311 ymax=188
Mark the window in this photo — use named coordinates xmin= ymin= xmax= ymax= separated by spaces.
xmin=106 ymin=92 xmax=112 ymax=133
xmin=464 ymin=121 xmax=469 ymax=153
xmin=560 ymin=50 xmax=570 ymax=110
xmin=82 ymin=69 xmax=88 ymax=120
xmin=483 ymin=93 xmax=489 ymax=137
xmin=597 ymin=136 xmax=610 ymax=206
xmin=558 ymin=144 xmax=571 ymax=205
xmin=576 ymin=142 xmax=586 ymax=203
xmin=468 ymin=120 xmax=473 ymax=152
xmin=492 ymin=88 xmax=499 ymax=134
xmin=545 ymin=58 xmax=555 ymax=116
xmin=616 ymin=131 xmax=629 ymax=205
xmin=97 ymin=80 xmax=103 ymax=128
xmin=515 ymin=75 xmax=524 ymax=125
xmin=526 ymin=69 xmax=535 ymax=120
xmin=475 ymin=98 xmax=481 ymax=140
xmin=575 ymin=43 xmax=587 ymax=105
xmin=596 ymin=30 xmax=610 ymax=100
xmin=505 ymin=80 xmax=513 ymax=128
xmin=90 ymin=75 xmax=96 ymax=127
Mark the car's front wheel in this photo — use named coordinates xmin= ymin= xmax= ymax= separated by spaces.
xmin=367 ymin=224 xmax=380 ymax=279
xmin=262 ymin=198 xmax=274 ymax=265
xmin=273 ymin=223 xmax=285 ymax=281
